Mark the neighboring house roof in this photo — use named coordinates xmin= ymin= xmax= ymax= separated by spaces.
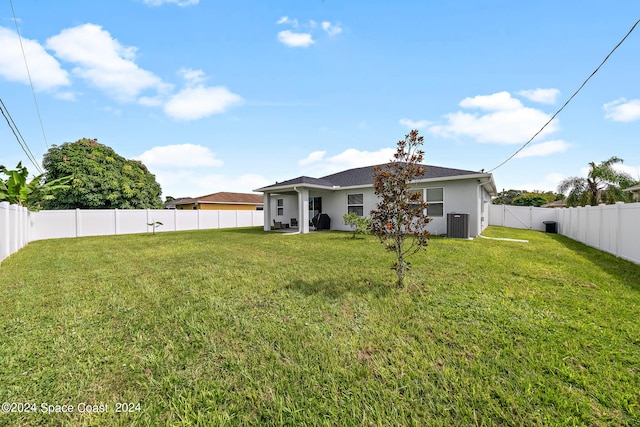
xmin=624 ymin=184 xmax=640 ymax=193
xmin=164 ymin=197 xmax=191 ymax=209
xmin=175 ymin=192 xmax=264 ymax=206
xmin=256 ymin=163 xmax=497 ymax=195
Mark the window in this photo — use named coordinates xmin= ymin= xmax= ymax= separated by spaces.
xmin=347 ymin=193 xmax=364 ymax=216
xmin=425 ymin=188 xmax=444 ymax=217
xmin=276 ymin=198 xmax=284 ymax=216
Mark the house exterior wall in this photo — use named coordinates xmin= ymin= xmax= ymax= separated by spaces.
xmin=320 ymin=187 xmax=377 ymax=232
xmin=268 ymin=194 xmax=298 ymax=227
xmin=414 ymin=179 xmax=481 ymax=236
xmin=311 ymin=178 xmax=487 ymax=237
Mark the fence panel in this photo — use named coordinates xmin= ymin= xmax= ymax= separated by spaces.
xmin=28 ymin=208 xmax=265 ymax=242
xmin=0 ymin=202 xmax=30 ymax=263
xmin=598 ymin=205 xmax=619 ymax=256
xmin=78 ymin=209 xmax=116 ymax=237
xmin=200 ymin=211 xmax=220 ymax=229
xmin=618 ymin=204 xmax=640 ymax=264
xmin=30 ymin=210 xmax=77 ymax=240
xmin=489 ymin=205 xmax=557 ymax=231
xmin=116 ymin=210 xmax=149 ymax=235
xmin=175 ymin=210 xmax=198 ymax=231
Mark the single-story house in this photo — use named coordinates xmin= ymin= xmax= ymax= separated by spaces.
xmin=254 ymin=163 xmax=497 ymax=236
xmin=175 ymin=192 xmax=264 ymax=211
xmin=625 ymin=184 xmax=640 ymax=202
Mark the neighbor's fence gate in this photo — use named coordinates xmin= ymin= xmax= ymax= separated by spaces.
xmin=489 ymin=203 xmax=640 ymax=265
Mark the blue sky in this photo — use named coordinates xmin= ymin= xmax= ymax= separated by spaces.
xmin=1 ymin=0 xmax=639 ymax=199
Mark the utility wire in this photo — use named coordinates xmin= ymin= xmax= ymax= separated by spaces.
xmin=487 ymin=18 xmax=640 ymax=173
xmin=9 ymin=0 xmax=49 ymax=150
xmin=1 ymin=98 xmax=44 ymax=175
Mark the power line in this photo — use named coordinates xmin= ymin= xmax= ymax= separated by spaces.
xmin=9 ymin=0 xmax=50 ymax=150
xmin=1 ymin=98 xmax=44 ymax=175
xmin=487 ymin=18 xmax=640 ymax=173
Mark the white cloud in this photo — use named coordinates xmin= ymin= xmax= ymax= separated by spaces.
xmin=321 ymin=21 xmax=343 ymax=36
xmin=46 ymin=24 xmax=169 ymax=102
xmin=459 ymin=91 xmax=523 ymax=111
xmin=137 ymin=144 xmax=223 ymax=168
xmin=399 ymin=118 xmax=431 ymax=129
xmin=604 ymin=98 xmax=640 ymax=122
xmin=299 ymin=147 xmax=396 ymax=175
xmin=276 ymin=17 xmax=342 ymax=47
xmin=277 ymin=30 xmax=314 ymax=48
xmin=137 ymin=144 xmax=269 ymax=197
xmin=163 ymin=85 xmax=242 ymax=120
xmin=0 ymin=26 xmax=70 ymax=91
xmin=513 ymin=140 xmax=571 ymax=159
xmin=299 ymin=151 xmax=327 ymax=166
xmin=614 ymin=163 xmax=640 ymax=180
xmin=154 ymin=170 xmax=269 ymax=198
xmin=276 ymin=16 xmax=298 ymax=27
xmin=178 ymin=68 xmax=206 ymax=86
xmin=143 ymin=0 xmax=199 ymax=6
xmin=517 ymin=88 xmax=560 ymax=104
xmin=429 ymin=91 xmax=558 ymax=144
xmin=516 ymin=173 xmax=566 ymax=192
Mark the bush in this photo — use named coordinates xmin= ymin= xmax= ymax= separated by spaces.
xmin=343 ymin=212 xmax=372 ymax=239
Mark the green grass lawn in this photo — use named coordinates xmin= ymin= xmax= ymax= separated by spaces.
xmin=0 ymin=226 xmax=638 ymax=426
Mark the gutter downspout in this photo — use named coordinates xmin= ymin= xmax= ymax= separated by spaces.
xmin=293 ymin=186 xmax=304 ymax=234
xmin=477 ymin=179 xmax=490 ymax=233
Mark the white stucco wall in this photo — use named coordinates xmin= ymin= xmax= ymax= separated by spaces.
xmin=315 ymin=178 xmax=489 ymax=237
xmin=268 ymin=194 xmax=298 ymax=227
xmin=264 ymin=177 xmax=492 ymax=237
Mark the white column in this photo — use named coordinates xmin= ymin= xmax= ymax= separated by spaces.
xmin=300 ymin=188 xmax=309 ymax=234
xmin=263 ymin=194 xmax=271 ymax=231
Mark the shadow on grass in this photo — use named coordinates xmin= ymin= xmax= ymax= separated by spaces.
xmin=549 ymin=233 xmax=640 ymax=293
xmin=286 ymin=278 xmax=392 ymax=299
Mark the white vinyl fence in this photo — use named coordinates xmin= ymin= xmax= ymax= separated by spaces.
xmin=488 ymin=204 xmax=559 ymax=232
xmin=0 ymin=202 xmax=30 ymax=263
xmin=1 ymin=206 xmax=264 ymax=263
xmin=489 ymin=203 xmax=640 ymax=265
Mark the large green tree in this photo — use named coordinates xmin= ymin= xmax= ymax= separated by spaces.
xmin=42 ymin=138 xmax=163 ymax=209
xmin=0 ymin=162 xmax=71 ymax=210
xmin=557 ymin=156 xmax=635 ymax=207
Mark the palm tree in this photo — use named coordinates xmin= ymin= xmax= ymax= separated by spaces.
xmin=0 ymin=162 xmax=72 ymax=210
xmin=557 ymin=156 xmax=635 ymax=207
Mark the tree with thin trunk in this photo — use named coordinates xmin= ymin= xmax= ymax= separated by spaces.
xmin=557 ymin=156 xmax=635 ymax=207
xmin=370 ymin=130 xmax=432 ymax=287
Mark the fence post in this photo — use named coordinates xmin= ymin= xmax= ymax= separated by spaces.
xmin=75 ymin=208 xmax=80 ymax=237
xmin=114 ymin=209 xmax=119 ymax=235
xmin=598 ymin=204 xmax=605 ymax=250
xmin=1 ymin=202 xmax=9 ymax=261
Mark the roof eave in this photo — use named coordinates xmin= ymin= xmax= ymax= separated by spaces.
xmin=254 ymin=183 xmax=334 ymax=192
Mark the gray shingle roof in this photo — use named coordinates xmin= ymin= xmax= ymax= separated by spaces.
xmin=256 ymin=163 xmax=485 ymax=192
